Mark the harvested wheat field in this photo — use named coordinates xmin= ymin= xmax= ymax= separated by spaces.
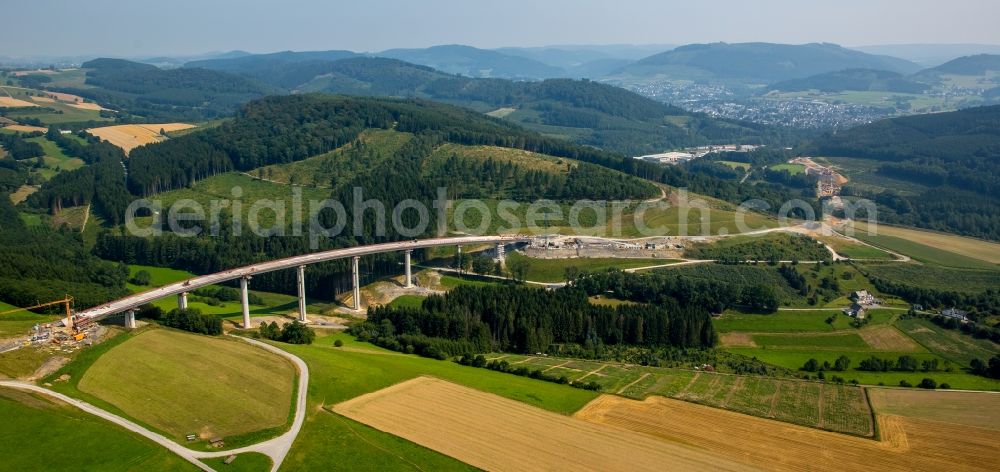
xmin=333 ymin=376 xmax=753 ymax=472
xmin=3 ymin=125 xmax=48 ymax=133
xmin=87 ymin=123 xmax=194 ymax=154
xmin=858 ymin=325 xmax=922 ymax=352
xmin=0 ymin=97 xmax=38 ymax=108
xmin=8 ymin=185 xmax=38 ymax=205
xmin=576 ymin=394 xmax=1000 ymax=471
xmin=69 ymin=101 xmax=105 ymax=110
xmin=868 ymin=388 xmax=1000 ymax=431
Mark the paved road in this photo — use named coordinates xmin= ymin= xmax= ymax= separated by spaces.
xmin=74 ymin=235 xmax=529 ymax=324
xmin=0 ymin=335 xmax=310 ymax=472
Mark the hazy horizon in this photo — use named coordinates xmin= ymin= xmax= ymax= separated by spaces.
xmin=1 ymin=0 xmax=998 ymax=58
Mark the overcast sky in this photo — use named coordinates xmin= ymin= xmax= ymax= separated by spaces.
xmin=2 ymin=0 xmax=998 ymax=57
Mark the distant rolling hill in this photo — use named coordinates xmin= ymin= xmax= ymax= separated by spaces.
xmin=768 ymin=69 xmax=929 ymax=94
xmin=376 ymin=44 xmax=564 ymax=79
xmin=914 ymin=54 xmax=1000 ymax=78
xmin=182 ymin=54 xmax=799 ymax=155
xmin=51 ymin=58 xmax=271 ymax=121
xmin=126 ymin=94 xmax=661 ymax=202
xmin=610 ymin=42 xmax=921 ymax=83
xmin=853 ymin=44 xmax=1000 ymax=68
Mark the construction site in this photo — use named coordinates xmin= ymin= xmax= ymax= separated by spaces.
xmin=523 ymin=236 xmax=687 ymax=259
xmin=0 ymin=296 xmax=106 ymax=359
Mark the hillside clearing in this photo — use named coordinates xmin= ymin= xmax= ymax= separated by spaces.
xmin=333 ymin=376 xmax=751 ymax=472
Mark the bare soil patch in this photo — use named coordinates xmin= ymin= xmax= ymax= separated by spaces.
xmin=720 ymin=332 xmax=758 ymax=348
xmin=333 ymin=376 xmax=751 ymax=472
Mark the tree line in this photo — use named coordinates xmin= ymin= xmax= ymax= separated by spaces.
xmin=355 ymin=284 xmax=716 ymax=357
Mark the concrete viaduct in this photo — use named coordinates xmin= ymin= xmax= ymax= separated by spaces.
xmin=73 ymin=236 xmax=529 ymax=329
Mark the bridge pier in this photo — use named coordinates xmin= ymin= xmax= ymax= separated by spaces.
xmin=296 ymin=265 xmax=307 ymax=322
xmin=456 ymin=245 xmax=462 ymax=274
xmin=177 ymin=292 xmax=188 ymax=310
xmin=240 ymin=276 xmax=252 ymax=328
xmin=404 ymin=250 xmax=413 ymax=288
xmin=495 ymin=243 xmax=505 ymax=261
xmin=125 ymin=310 xmax=136 ymax=329
xmin=351 ymin=256 xmax=361 ymax=311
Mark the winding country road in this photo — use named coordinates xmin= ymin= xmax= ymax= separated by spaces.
xmin=0 ymin=335 xmax=309 ymax=472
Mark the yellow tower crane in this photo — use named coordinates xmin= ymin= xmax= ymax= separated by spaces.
xmin=0 ymin=295 xmax=74 ymax=321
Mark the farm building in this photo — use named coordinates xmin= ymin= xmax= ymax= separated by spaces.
xmin=843 ymin=303 xmax=866 ymax=319
xmin=940 ymin=308 xmax=969 ymax=321
xmin=849 ymin=290 xmax=879 ymax=306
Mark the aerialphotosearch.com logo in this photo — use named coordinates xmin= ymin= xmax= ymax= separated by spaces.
xmin=124 ymin=186 xmax=880 ymax=249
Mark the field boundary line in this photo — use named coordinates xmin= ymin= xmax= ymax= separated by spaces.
xmin=576 ymin=364 xmax=606 ymax=382
xmin=721 ymin=376 xmax=744 ymax=408
xmin=617 ymin=372 xmax=651 ymax=394
xmin=678 ymin=372 xmax=701 ymax=395
xmin=542 ymin=360 xmax=571 ymax=373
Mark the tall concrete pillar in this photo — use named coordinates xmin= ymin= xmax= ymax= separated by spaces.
xmin=404 ymin=250 xmax=413 ymax=288
xmin=351 ymin=256 xmax=361 ymax=311
xmin=296 ymin=265 xmax=307 ymax=322
xmin=456 ymin=245 xmax=462 ymax=274
xmin=125 ymin=310 xmax=136 ymax=329
xmin=496 ymin=243 xmax=505 ymax=261
xmin=177 ymin=292 xmax=188 ymax=310
xmin=240 ymin=276 xmax=251 ymax=328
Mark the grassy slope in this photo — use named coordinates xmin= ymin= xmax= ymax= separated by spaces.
xmin=258 ymin=129 xmax=413 ymax=189
xmin=0 ymin=388 xmax=198 ymax=471
xmin=77 ymin=329 xmax=296 ymax=442
xmin=857 ymin=262 xmax=1000 ymax=294
xmin=277 ymin=332 xmax=596 ymax=470
xmin=201 ymin=453 xmax=272 ymax=471
xmin=135 ymin=173 xmax=331 ymax=230
xmin=506 ymin=252 xmax=676 ymax=282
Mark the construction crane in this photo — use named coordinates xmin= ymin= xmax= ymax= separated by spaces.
xmin=0 ymin=295 xmax=74 ymax=320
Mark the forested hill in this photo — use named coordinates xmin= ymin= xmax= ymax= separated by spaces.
xmin=185 ymin=55 xmax=799 ymax=155
xmin=609 ymin=42 xmax=921 ymax=83
xmin=916 ymin=54 xmax=1000 ymax=77
xmin=126 ymin=94 xmax=659 ymax=199
xmin=51 ymin=58 xmax=271 ymax=121
xmin=767 ymin=69 xmax=929 ymax=94
xmin=806 ymin=105 xmax=1000 ymax=239
xmin=184 ymin=50 xmax=360 ymax=88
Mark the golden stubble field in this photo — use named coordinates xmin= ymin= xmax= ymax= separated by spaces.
xmin=86 ymin=123 xmax=194 ymax=154
xmin=333 ymin=376 xmax=754 ymax=472
xmin=576 ymin=392 xmax=1000 ymax=472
